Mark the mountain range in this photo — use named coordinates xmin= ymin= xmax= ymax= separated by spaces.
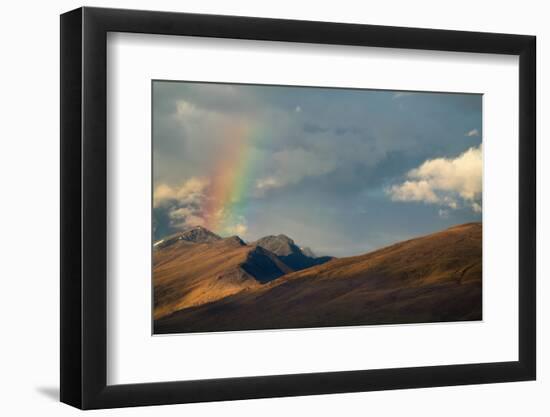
xmin=153 ymin=226 xmax=332 ymax=319
xmin=153 ymin=223 xmax=482 ymax=333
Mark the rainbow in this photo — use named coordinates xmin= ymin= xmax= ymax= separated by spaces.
xmin=202 ymin=119 xmax=262 ymax=236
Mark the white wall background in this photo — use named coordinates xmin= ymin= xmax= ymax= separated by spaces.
xmin=0 ymin=0 xmax=545 ymax=415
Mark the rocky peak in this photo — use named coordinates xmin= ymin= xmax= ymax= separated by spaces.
xmin=178 ymin=226 xmax=222 ymax=243
xmin=219 ymin=235 xmax=247 ymax=248
xmin=154 ymin=226 xmax=222 ymax=249
xmin=254 ymin=234 xmax=299 ymax=257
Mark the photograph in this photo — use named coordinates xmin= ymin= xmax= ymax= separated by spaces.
xmin=152 ymin=81 xmax=483 ymax=334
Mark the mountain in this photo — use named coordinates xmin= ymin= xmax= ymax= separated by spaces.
xmin=253 ymin=234 xmax=333 ymax=270
xmin=300 ymin=246 xmax=316 ymax=258
xmin=154 ymin=223 xmax=482 ymax=333
xmin=153 ymin=232 xmax=292 ymax=319
xmin=154 ymin=226 xmax=221 ymax=249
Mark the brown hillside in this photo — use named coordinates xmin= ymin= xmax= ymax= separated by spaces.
xmin=154 ymin=223 xmax=482 ymax=333
xmin=153 ymin=235 xmax=292 ymax=320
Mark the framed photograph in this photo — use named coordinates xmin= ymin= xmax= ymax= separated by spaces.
xmin=60 ymin=6 xmax=536 ymax=409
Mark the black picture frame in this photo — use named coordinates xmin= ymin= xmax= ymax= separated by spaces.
xmin=60 ymin=6 xmax=536 ymax=410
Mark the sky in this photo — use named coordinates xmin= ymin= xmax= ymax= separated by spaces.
xmin=152 ymin=81 xmax=482 ymax=257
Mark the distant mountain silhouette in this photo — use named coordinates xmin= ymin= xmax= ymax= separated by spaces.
xmin=253 ymin=234 xmax=333 ymax=270
xmin=154 ymin=223 xmax=482 ymax=333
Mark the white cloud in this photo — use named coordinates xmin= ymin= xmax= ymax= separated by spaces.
xmin=170 ymin=214 xmax=205 ymax=231
xmin=168 ymin=207 xmax=207 ymax=229
xmin=465 ymin=128 xmax=480 ymax=137
xmin=169 ymin=206 xmax=194 ymax=219
xmin=295 ymin=106 xmax=302 ymax=113
xmin=153 ymin=184 xmax=176 ymax=207
xmin=388 ymin=145 xmax=482 ymax=213
xmin=154 ymin=177 xmax=211 ymax=231
xmin=154 ymin=178 xmax=250 ymax=237
xmin=153 ymin=177 xmax=209 ymax=208
xmin=389 ymin=179 xmax=439 ymax=203
xmin=256 ymin=176 xmax=281 ymax=191
xmin=224 ymin=222 xmax=248 ymax=236
xmin=471 ymin=202 xmax=482 ymax=213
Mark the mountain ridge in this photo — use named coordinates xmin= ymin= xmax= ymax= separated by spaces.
xmin=154 ymin=226 xmax=222 ymax=249
xmin=153 ymin=228 xmax=309 ymax=319
xmin=253 ymin=234 xmax=333 ymax=270
xmin=154 ymin=222 xmax=482 ymax=333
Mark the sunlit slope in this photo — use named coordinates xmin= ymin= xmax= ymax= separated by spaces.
xmin=153 ymin=230 xmax=292 ymax=320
